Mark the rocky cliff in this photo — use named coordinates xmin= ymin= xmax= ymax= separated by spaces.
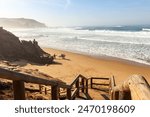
xmin=0 ymin=27 xmax=53 ymax=64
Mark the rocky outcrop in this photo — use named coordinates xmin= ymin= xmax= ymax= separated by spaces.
xmin=0 ymin=27 xmax=53 ymax=64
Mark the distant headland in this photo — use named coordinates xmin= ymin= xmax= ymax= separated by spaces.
xmin=0 ymin=18 xmax=47 ymax=28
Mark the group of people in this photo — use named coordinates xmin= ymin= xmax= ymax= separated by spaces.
xmin=53 ymin=53 xmax=66 ymax=59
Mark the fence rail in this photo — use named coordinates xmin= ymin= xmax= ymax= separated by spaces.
xmin=0 ymin=67 xmax=66 ymax=100
xmin=90 ymin=77 xmax=110 ymax=92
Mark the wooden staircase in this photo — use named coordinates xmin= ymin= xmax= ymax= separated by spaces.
xmin=58 ymin=75 xmax=115 ymax=100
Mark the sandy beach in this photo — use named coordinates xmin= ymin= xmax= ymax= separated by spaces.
xmin=1 ymin=47 xmax=150 ymax=100
xmin=20 ymin=48 xmax=150 ymax=85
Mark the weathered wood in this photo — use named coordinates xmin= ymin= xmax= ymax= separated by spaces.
xmin=75 ymin=79 xmax=79 ymax=97
xmin=90 ymin=77 xmax=110 ymax=93
xmin=81 ymin=78 xmax=85 ymax=93
xmin=90 ymin=78 xmax=93 ymax=88
xmin=71 ymin=88 xmax=78 ymax=99
xmin=109 ymin=76 xmax=115 ymax=99
xmin=67 ymin=88 xmax=71 ymax=100
xmin=13 ymin=80 xmax=25 ymax=100
xmin=86 ymin=79 xmax=88 ymax=94
xmin=113 ymin=75 xmax=150 ymax=100
xmin=51 ymin=85 xmax=58 ymax=100
xmin=110 ymin=90 xmax=114 ymax=100
xmin=39 ymin=85 xmax=42 ymax=94
xmin=0 ymin=67 xmax=65 ymax=86
xmin=91 ymin=77 xmax=110 ymax=80
xmin=45 ymin=88 xmax=47 ymax=95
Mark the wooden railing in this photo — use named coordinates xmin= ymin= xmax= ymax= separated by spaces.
xmin=1 ymin=66 xmax=149 ymax=100
xmin=110 ymin=75 xmax=150 ymax=100
xmin=90 ymin=77 xmax=110 ymax=92
xmin=0 ymin=67 xmax=66 ymax=100
xmin=59 ymin=74 xmax=91 ymax=100
xmin=0 ymin=67 xmax=91 ymax=100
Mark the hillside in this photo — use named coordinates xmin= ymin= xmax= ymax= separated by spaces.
xmin=0 ymin=18 xmax=47 ymax=28
xmin=0 ymin=27 xmax=53 ymax=64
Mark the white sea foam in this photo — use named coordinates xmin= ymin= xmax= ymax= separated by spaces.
xmin=7 ymin=27 xmax=150 ymax=65
xmin=142 ymin=28 xmax=150 ymax=32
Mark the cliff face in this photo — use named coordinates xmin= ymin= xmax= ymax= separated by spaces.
xmin=0 ymin=27 xmax=53 ymax=64
xmin=0 ymin=18 xmax=47 ymax=28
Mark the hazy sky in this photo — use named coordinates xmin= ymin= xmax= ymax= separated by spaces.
xmin=0 ymin=0 xmax=150 ymax=26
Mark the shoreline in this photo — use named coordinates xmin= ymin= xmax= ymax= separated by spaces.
xmin=44 ymin=47 xmax=150 ymax=68
xmin=42 ymin=47 xmax=150 ymax=84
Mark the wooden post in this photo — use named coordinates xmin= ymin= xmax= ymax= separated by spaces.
xmin=109 ymin=78 xmax=112 ymax=96
xmin=45 ymin=87 xmax=47 ymax=95
xmin=13 ymin=80 xmax=25 ymax=100
xmin=90 ymin=78 xmax=93 ymax=89
xmin=51 ymin=85 xmax=58 ymax=100
xmin=86 ymin=79 xmax=88 ymax=94
xmin=76 ymin=79 xmax=79 ymax=97
xmin=114 ymin=91 xmax=119 ymax=100
xmin=39 ymin=85 xmax=42 ymax=94
xmin=67 ymin=88 xmax=71 ymax=100
xmin=81 ymin=78 xmax=85 ymax=93
xmin=109 ymin=76 xmax=116 ymax=99
xmin=110 ymin=90 xmax=114 ymax=100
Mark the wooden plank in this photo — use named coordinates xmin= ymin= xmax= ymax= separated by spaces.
xmin=13 ymin=80 xmax=25 ymax=100
xmin=91 ymin=77 xmax=110 ymax=80
xmin=113 ymin=75 xmax=150 ymax=100
xmin=71 ymin=88 xmax=78 ymax=99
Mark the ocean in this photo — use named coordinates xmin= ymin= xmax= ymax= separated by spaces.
xmin=7 ymin=25 xmax=150 ymax=65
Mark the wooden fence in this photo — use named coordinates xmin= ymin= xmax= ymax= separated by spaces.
xmin=0 ymin=67 xmax=66 ymax=100
xmin=58 ymin=74 xmax=90 ymax=100
xmin=0 ymin=67 xmax=91 ymax=100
